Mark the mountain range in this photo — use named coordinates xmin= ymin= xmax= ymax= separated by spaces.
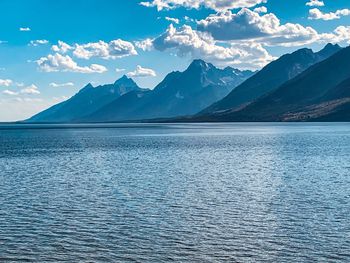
xmin=200 ymin=43 xmax=342 ymax=114
xmin=28 ymin=60 xmax=254 ymax=122
xmin=27 ymin=43 xmax=350 ymax=123
xmin=200 ymin=45 xmax=350 ymax=122
xmin=29 ymin=76 xmax=142 ymax=122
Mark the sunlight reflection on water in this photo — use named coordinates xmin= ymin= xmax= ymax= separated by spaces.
xmin=0 ymin=123 xmax=349 ymax=262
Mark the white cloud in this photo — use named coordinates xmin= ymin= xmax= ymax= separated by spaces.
xmin=2 ymin=85 xmax=41 ymax=96
xmin=29 ymin=39 xmax=49 ymax=46
xmin=37 ymin=53 xmax=108 ymax=73
xmin=73 ymin=40 xmax=138 ymax=59
xmin=20 ymin=84 xmax=40 ymax=95
xmin=139 ymin=24 xmax=274 ymax=69
xmin=231 ymin=42 xmax=276 ymax=69
xmin=127 ymin=65 xmax=157 ymax=77
xmin=49 ymin=82 xmax=74 ymax=88
xmin=52 ymin=41 xmax=73 ymax=53
xmin=2 ymin=90 xmax=18 ymax=96
xmin=309 ymin=8 xmax=350 ymax=20
xmin=0 ymin=79 xmax=13 ymax=87
xmin=253 ymin=6 xmax=267 ymax=13
xmin=19 ymin=27 xmax=31 ymax=31
xmin=115 ymin=68 xmax=126 ymax=72
xmin=140 ymin=0 xmax=267 ymax=11
xmin=165 ymin=17 xmax=180 ymax=24
xmin=135 ymin=38 xmax=154 ymax=51
xmin=306 ymin=0 xmax=324 ymax=7
xmin=320 ymin=26 xmax=350 ymax=44
xmin=51 ymin=40 xmax=137 ymax=60
xmin=197 ymin=8 xmax=319 ymax=46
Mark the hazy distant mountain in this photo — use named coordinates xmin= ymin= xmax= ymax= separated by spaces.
xmin=29 ymin=44 xmax=344 ymax=124
xmin=79 ymin=59 xmax=254 ymax=122
xmin=202 ymin=45 xmax=350 ymax=122
xmin=28 ymin=76 xmax=142 ymax=122
xmin=201 ymin=43 xmax=342 ymax=115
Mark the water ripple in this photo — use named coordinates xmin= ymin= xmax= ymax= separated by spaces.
xmin=0 ymin=123 xmax=349 ymax=262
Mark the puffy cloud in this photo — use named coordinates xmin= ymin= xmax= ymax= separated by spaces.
xmin=306 ymin=0 xmax=324 ymax=7
xmin=139 ymin=24 xmax=274 ymax=69
xmin=308 ymin=8 xmax=350 ymax=20
xmin=127 ymin=65 xmax=157 ymax=77
xmin=140 ymin=0 xmax=267 ymax=11
xmin=19 ymin=27 xmax=31 ymax=31
xmin=197 ymin=9 xmax=320 ymax=47
xmin=73 ymin=40 xmax=138 ymax=59
xmin=51 ymin=40 xmax=137 ymax=60
xmin=20 ymin=84 xmax=40 ymax=95
xmin=52 ymin=41 xmax=73 ymax=53
xmin=165 ymin=17 xmax=180 ymax=24
xmin=37 ymin=53 xmax=108 ymax=73
xmin=135 ymin=38 xmax=154 ymax=51
xmin=2 ymin=90 xmax=18 ymax=96
xmin=2 ymin=85 xmax=41 ymax=96
xmin=49 ymin=82 xmax=74 ymax=88
xmin=320 ymin=26 xmax=350 ymax=44
xmin=253 ymin=6 xmax=267 ymax=13
xmin=29 ymin=40 xmax=49 ymax=46
xmin=0 ymin=79 xmax=13 ymax=87
xmin=2 ymin=83 xmax=47 ymax=97
xmin=229 ymin=42 xmax=276 ymax=69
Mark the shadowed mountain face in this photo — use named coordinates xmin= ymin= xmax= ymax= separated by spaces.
xmin=203 ymin=46 xmax=350 ymax=122
xmin=28 ymin=60 xmax=253 ymax=123
xmin=27 ymin=44 xmax=346 ymax=123
xmin=28 ymin=76 xmax=142 ymax=122
xmin=201 ymin=43 xmax=342 ymax=115
xmin=77 ymin=60 xmax=254 ymax=122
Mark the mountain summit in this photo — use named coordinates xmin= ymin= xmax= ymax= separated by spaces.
xmin=200 ymin=45 xmax=350 ymax=122
xmin=114 ymin=75 xmax=138 ymax=88
xmin=200 ymin=43 xmax=342 ymax=115
xmin=317 ymin=43 xmax=342 ymax=58
xmin=28 ymin=76 xmax=142 ymax=122
xmin=27 ymin=44 xmax=343 ymax=123
xmin=28 ymin=60 xmax=254 ymax=123
xmin=78 ymin=60 xmax=254 ymax=122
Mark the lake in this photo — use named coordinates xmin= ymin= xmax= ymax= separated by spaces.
xmin=0 ymin=123 xmax=349 ymax=262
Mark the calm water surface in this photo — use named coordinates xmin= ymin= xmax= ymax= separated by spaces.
xmin=0 ymin=123 xmax=349 ymax=262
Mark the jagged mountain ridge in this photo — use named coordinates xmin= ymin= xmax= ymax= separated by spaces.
xmin=28 ymin=76 xmax=142 ymax=122
xmin=77 ymin=60 xmax=254 ymax=122
xmin=200 ymin=45 xmax=350 ymax=122
xmin=200 ymin=43 xmax=342 ymax=115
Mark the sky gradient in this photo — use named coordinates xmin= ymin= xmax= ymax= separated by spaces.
xmin=0 ymin=0 xmax=349 ymax=121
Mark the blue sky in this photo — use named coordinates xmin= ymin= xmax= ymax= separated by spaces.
xmin=0 ymin=0 xmax=349 ymax=121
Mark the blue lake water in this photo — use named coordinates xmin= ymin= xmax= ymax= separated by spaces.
xmin=0 ymin=123 xmax=349 ymax=262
